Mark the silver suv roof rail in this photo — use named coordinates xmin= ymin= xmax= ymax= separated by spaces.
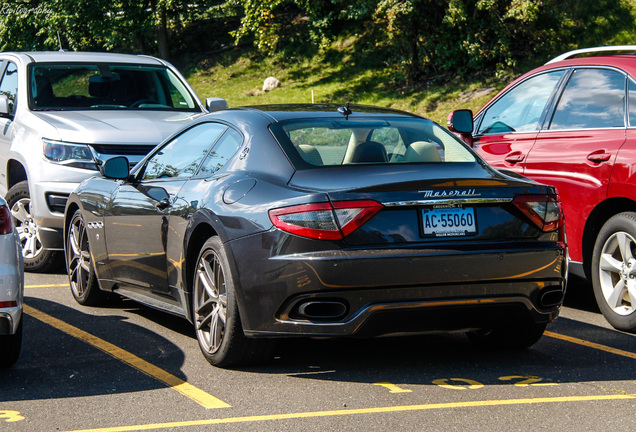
xmin=546 ymin=45 xmax=636 ymax=64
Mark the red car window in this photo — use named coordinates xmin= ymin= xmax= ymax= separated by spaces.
xmin=549 ymin=68 xmax=626 ymax=130
xmin=477 ymin=70 xmax=564 ymax=135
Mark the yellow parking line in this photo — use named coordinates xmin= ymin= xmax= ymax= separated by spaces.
xmin=545 ymin=331 xmax=636 ymax=360
xmin=60 ymin=393 xmax=636 ymax=432
xmin=23 ymin=304 xmax=230 ymax=409
xmin=25 ymin=284 xmax=69 ymax=288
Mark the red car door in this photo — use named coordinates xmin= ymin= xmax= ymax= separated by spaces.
xmin=523 ymin=68 xmax=628 ymax=263
xmin=608 ymin=78 xmax=636 ymax=203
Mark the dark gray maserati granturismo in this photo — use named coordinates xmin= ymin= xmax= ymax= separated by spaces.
xmin=63 ymin=104 xmax=567 ymax=367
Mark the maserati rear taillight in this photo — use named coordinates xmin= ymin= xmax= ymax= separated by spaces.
xmin=512 ymin=195 xmax=563 ymax=232
xmin=269 ymin=200 xmax=383 ymax=240
xmin=0 ymin=205 xmax=12 ymax=235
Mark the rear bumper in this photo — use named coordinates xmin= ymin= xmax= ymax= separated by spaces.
xmin=267 ymin=291 xmax=560 ymax=338
xmin=228 ymin=232 xmax=567 ymax=337
xmin=0 ymin=310 xmax=21 ymax=335
xmin=0 ymin=232 xmax=24 ymax=335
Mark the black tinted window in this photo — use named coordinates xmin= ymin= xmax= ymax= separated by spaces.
xmin=477 ymin=70 xmax=564 ymax=134
xmin=273 ymin=118 xmax=475 ymax=168
xmin=29 ymin=63 xmax=199 ymax=111
xmin=198 ymin=128 xmax=242 ymax=175
xmin=0 ymin=62 xmax=18 ymax=116
xmin=143 ymin=123 xmax=227 ymax=180
xmin=550 ymin=68 xmax=626 ymax=130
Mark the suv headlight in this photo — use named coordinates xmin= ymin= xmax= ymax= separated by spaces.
xmin=43 ymin=139 xmax=99 ymax=170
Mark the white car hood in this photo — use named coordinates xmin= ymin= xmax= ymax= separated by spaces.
xmin=32 ymin=110 xmax=202 ymax=144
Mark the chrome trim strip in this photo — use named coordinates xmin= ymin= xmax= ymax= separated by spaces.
xmin=382 ymin=198 xmax=513 ymax=207
xmin=546 ymin=45 xmax=636 ymax=64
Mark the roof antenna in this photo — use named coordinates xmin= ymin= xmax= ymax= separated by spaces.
xmin=57 ymin=31 xmax=65 ymax=52
xmin=338 ymin=102 xmax=352 ymax=120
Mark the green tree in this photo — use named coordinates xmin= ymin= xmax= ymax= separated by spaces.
xmin=0 ymin=0 xmax=226 ymax=59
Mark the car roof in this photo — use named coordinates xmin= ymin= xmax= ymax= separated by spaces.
xmin=546 ymin=45 xmax=636 ymax=63
xmin=1 ymin=51 xmax=166 ymax=66
xmin=534 ymin=54 xmax=636 ymax=75
xmin=224 ymin=104 xmax=424 ymax=122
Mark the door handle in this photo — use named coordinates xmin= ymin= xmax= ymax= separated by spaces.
xmin=587 ymin=151 xmax=611 ymax=163
xmin=155 ymin=197 xmax=171 ymax=210
xmin=504 ymin=152 xmax=525 ymax=164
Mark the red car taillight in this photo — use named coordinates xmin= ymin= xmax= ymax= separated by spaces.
xmin=512 ymin=195 xmax=564 ymax=232
xmin=0 ymin=205 xmax=13 ymax=235
xmin=0 ymin=301 xmax=18 ymax=308
xmin=269 ymin=200 xmax=383 ymax=240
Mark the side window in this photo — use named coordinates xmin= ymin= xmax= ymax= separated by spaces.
xmin=629 ymin=79 xmax=636 ymax=127
xmin=0 ymin=61 xmax=19 ymax=116
xmin=550 ymin=68 xmax=626 ymax=130
xmin=477 ymin=70 xmax=565 ymax=134
xmin=143 ymin=122 xmax=227 ymax=180
xmin=198 ymin=128 xmax=243 ymax=175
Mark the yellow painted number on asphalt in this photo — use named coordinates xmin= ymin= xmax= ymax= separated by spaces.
xmin=433 ymin=378 xmax=484 ymax=390
xmin=373 ymin=382 xmax=413 ymax=393
xmin=0 ymin=410 xmax=25 ymax=422
xmin=499 ymin=376 xmax=557 ymax=386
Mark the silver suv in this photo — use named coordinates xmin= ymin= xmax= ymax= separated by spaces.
xmin=0 ymin=51 xmax=219 ymax=271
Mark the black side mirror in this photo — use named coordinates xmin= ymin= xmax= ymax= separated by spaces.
xmin=447 ymin=109 xmax=474 ymax=134
xmin=102 ymin=156 xmax=130 ymax=180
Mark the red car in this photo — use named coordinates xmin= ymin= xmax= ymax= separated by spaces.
xmin=448 ymin=46 xmax=636 ymax=332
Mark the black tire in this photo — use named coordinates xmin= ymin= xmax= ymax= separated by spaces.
xmin=467 ymin=323 xmax=547 ymax=349
xmin=591 ymin=212 xmax=636 ymax=332
xmin=6 ymin=181 xmax=62 ymax=272
xmin=66 ymin=210 xmax=107 ymax=306
xmin=192 ymin=236 xmax=273 ymax=367
xmin=0 ymin=318 xmax=22 ymax=369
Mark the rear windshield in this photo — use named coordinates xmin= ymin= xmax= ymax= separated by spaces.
xmin=270 ymin=118 xmax=476 ymax=168
xmin=28 ymin=63 xmax=199 ymax=112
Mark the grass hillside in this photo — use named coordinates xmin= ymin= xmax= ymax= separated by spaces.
xmin=177 ymin=0 xmax=636 ymax=125
xmin=181 ymin=0 xmax=636 ymax=125
xmin=183 ymin=36 xmax=520 ymax=125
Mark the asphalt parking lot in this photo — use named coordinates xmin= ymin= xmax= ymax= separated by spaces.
xmin=1 ymin=271 xmax=635 ymax=432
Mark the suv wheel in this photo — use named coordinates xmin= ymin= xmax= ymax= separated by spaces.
xmin=6 ymin=181 xmax=61 ymax=272
xmin=592 ymin=212 xmax=636 ymax=332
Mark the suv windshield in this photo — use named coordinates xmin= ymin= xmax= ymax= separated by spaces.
xmin=28 ymin=63 xmax=199 ymax=111
xmin=271 ymin=118 xmax=476 ymax=168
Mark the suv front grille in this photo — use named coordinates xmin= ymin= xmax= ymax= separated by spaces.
xmin=90 ymin=144 xmax=156 ymax=156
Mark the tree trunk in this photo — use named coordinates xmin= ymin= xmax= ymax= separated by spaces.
xmin=408 ymin=38 xmax=422 ymax=82
xmin=150 ymin=0 xmax=170 ymax=60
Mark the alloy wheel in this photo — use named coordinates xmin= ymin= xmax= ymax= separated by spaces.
xmin=194 ymin=249 xmax=228 ymax=354
xmin=598 ymin=231 xmax=636 ymax=316
xmin=10 ymin=197 xmax=44 ymax=260
xmin=67 ymin=215 xmax=92 ymax=300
